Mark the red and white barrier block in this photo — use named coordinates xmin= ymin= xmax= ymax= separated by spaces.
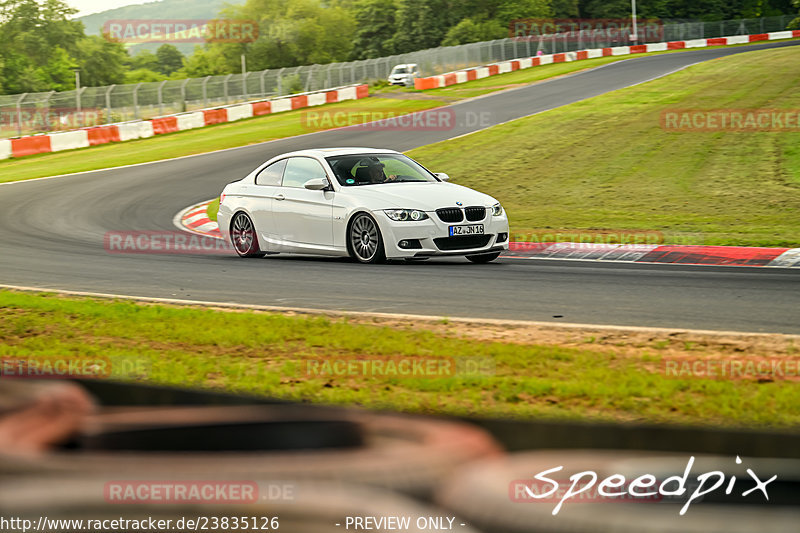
xmin=0 ymin=84 xmax=369 ymax=161
xmin=415 ymin=30 xmax=800 ymax=90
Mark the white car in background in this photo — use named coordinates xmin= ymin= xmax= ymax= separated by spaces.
xmin=217 ymin=148 xmax=509 ymax=263
xmin=387 ymin=64 xmax=420 ymax=87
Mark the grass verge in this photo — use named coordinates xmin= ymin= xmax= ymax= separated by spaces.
xmin=408 ymin=45 xmax=800 ymax=247
xmin=2 ymin=289 xmax=798 ymax=429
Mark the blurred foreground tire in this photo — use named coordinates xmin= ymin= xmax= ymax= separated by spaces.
xmin=0 ymin=477 xmax=482 ymax=533
xmin=435 ymin=450 xmax=800 ymax=533
xmin=0 ymin=402 xmax=501 ymax=498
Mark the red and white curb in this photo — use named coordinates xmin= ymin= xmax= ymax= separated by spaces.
xmin=174 ymin=200 xmax=221 ymax=238
xmin=0 ymin=84 xmax=369 ymax=160
xmin=508 ymin=242 xmax=800 ymax=267
xmin=175 ymin=200 xmax=800 ymax=267
xmin=414 ymin=30 xmax=800 ymax=90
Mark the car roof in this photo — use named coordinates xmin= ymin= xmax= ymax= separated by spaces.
xmin=274 ymin=147 xmax=402 ymax=159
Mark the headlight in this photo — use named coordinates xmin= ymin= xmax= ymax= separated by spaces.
xmin=384 ymin=209 xmax=429 ymax=221
xmin=491 ymin=203 xmax=503 ymax=216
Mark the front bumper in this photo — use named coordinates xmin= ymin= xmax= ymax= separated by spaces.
xmin=388 ymin=77 xmax=413 ymax=86
xmin=376 ymin=210 xmax=510 ymax=259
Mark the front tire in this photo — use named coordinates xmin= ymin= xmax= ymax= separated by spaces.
xmin=230 ymin=212 xmax=266 ymax=258
xmin=348 ymin=213 xmax=385 ymax=264
xmin=466 ymin=251 xmax=501 ymax=264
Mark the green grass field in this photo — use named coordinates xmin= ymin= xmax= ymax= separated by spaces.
xmin=409 ymin=45 xmax=800 ymax=247
xmin=1 ymin=289 xmax=798 ymax=428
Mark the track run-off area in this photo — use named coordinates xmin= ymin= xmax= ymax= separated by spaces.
xmin=1 ymin=41 xmax=799 ymax=334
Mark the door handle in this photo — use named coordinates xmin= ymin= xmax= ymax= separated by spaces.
xmin=275 ymin=194 xmax=285 ymax=201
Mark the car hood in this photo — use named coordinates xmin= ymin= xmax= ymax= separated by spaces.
xmin=340 ymin=181 xmax=498 ymax=211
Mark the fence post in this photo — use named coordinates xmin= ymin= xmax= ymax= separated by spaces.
xmin=260 ymin=70 xmax=267 ymax=98
xmin=179 ymin=79 xmax=189 ymax=112
xmin=105 ymin=85 xmax=115 ymax=123
xmin=305 ymin=65 xmax=315 ymax=92
xmin=242 ymin=71 xmax=249 ymax=101
xmin=133 ymin=83 xmax=142 ymax=119
xmin=277 ymin=67 xmax=286 ymax=96
xmin=224 ymin=74 xmax=232 ymax=104
xmin=202 ymin=76 xmax=210 ymax=108
xmin=44 ymin=91 xmax=54 ymax=131
xmin=77 ymin=87 xmax=87 ymax=126
xmin=15 ymin=93 xmax=27 ymax=137
xmin=157 ymin=80 xmax=167 ymax=115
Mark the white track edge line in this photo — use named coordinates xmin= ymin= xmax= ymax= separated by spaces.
xmin=1 ymin=283 xmax=797 ymax=339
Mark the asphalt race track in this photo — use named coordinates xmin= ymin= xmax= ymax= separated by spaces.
xmin=1 ymin=41 xmax=799 ymax=334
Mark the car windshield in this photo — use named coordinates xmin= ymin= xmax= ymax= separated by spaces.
xmin=326 ymin=154 xmax=438 ymax=186
xmin=391 ymin=67 xmax=408 ymax=74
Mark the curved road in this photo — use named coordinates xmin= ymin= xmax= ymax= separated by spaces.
xmin=1 ymin=42 xmax=799 ymax=334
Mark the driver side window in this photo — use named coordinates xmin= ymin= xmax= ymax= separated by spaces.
xmin=282 ymin=157 xmax=328 ymax=188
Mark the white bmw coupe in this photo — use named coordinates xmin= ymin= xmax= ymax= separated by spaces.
xmin=217 ymin=148 xmax=509 ymax=263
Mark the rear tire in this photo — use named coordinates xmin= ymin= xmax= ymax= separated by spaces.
xmin=348 ymin=213 xmax=385 ymax=264
xmin=466 ymin=252 xmax=501 ymax=264
xmin=230 ymin=212 xmax=266 ymax=258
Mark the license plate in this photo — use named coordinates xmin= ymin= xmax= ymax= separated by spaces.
xmin=449 ymin=224 xmax=484 ymax=236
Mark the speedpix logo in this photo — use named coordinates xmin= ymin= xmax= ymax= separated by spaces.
xmin=511 ymin=456 xmax=776 ymax=515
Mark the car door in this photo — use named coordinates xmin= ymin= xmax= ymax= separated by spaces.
xmin=272 ymin=157 xmax=335 ymax=251
xmin=249 ymin=159 xmax=287 ymax=252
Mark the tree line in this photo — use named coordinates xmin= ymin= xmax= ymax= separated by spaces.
xmin=0 ymin=0 xmax=796 ymax=94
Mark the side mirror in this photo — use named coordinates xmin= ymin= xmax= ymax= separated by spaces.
xmin=304 ymin=178 xmax=329 ymax=191
xmin=435 ymin=173 xmax=450 ymax=182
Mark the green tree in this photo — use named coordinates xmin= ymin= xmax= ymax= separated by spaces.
xmin=124 ymin=68 xmax=167 ymax=83
xmin=0 ymin=0 xmax=85 ymax=93
xmin=77 ymin=35 xmax=127 ymax=86
xmin=156 ymin=44 xmax=184 ymax=75
xmin=187 ymin=0 xmax=356 ymax=73
xmin=442 ymin=17 xmax=508 ymax=46
xmin=389 ymin=0 xmax=452 ymax=53
xmin=350 ymin=0 xmax=398 ymax=59
xmin=128 ymin=49 xmax=160 ymax=72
